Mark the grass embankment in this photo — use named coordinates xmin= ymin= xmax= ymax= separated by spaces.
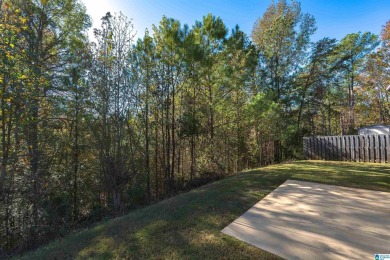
xmin=22 ymin=161 xmax=390 ymax=259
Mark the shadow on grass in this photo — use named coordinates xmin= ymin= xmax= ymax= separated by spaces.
xmin=223 ymin=179 xmax=390 ymax=259
xmin=22 ymin=161 xmax=389 ymax=259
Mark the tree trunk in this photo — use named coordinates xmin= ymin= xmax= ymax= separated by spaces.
xmin=145 ymin=74 xmax=150 ymax=199
xmin=73 ymin=71 xmax=79 ymax=220
xmin=171 ymin=67 xmax=175 ymax=192
xmin=154 ymin=112 xmax=159 ymax=198
xmin=112 ymin=190 xmax=121 ymax=211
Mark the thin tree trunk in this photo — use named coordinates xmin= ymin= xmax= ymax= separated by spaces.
xmin=154 ymin=111 xmax=159 ymax=198
xmin=0 ymin=77 xmax=7 ymax=192
xmin=145 ymin=72 xmax=150 ymax=199
xmin=171 ymin=66 xmax=175 ymax=192
xmin=73 ymin=71 xmax=79 ymax=220
xmin=190 ymin=135 xmax=194 ymax=182
xmin=112 ymin=190 xmax=121 ymax=210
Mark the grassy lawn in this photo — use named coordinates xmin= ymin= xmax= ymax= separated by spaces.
xmin=21 ymin=161 xmax=390 ymax=259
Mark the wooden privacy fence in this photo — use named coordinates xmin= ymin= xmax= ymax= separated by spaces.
xmin=303 ymin=134 xmax=390 ymax=163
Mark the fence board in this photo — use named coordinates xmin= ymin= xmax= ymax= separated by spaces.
xmin=330 ymin=136 xmax=336 ymax=160
xmin=386 ymin=135 xmax=390 ymax=163
xmin=374 ymin=135 xmax=379 ymax=162
xmin=303 ymin=134 xmax=390 ymax=163
xmin=310 ymin=138 xmax=314 ymax=160
xmin=380 ymin=135 xmax=385 ymax=163
xmin=358 ymin=135 xmax=364 ymax=162
xmin=370 ymin=135 xmax=374 ymax=162
xmin=322 ymin=137 xmax=326 ymax=160
xmin=365 ymin=135 xmax=370 ymax=162
xmin=354 ymin=136 xmax=359 ymax=161
xmin=336 ymin=136 xmax=340 ymax=160
xmin=330 ymin=137 xmax=334 ymax=160
xmin=317 ymin=137 xmax=320 ymax=160
xmin=341 ymin=136 xmax=346 ymax=161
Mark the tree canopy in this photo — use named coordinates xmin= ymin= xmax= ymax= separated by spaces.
xmin=0 ymin=0 xmax=388 ymax=256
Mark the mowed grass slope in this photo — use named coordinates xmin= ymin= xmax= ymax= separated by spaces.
xmin=22 ymin=161 xmax=390 ymax=259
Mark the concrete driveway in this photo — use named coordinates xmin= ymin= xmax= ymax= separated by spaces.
xmin=222 ymin=180 xmax=390 ymax=260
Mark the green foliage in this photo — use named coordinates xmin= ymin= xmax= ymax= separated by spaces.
xmin=252 ymin=0 xmax=316 ymax=102
xmin=247 ymin=93 xmax=278 ymax=120
xmin=329 ymin=32 xmax=379 ymax=133
xmin=179 ymin=110 xmax=200 ymax=138
xmin=42 ymin=194 xmax=72 ymax=235
xmin=1 ymin=0 xmax=388 ymax=257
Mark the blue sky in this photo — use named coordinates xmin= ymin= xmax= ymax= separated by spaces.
xmin=82 ymin=0 xmax=390 ymax=42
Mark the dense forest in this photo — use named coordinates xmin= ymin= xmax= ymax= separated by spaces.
xmin=0 ymin=0 xmax=389 ymax=256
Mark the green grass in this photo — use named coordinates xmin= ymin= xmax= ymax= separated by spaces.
xmin=21 ymin=160 xmax=390 ymax=259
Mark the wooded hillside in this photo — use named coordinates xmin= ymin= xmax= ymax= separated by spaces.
xmin=0 ymin=0 xmax=389 ymax=256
